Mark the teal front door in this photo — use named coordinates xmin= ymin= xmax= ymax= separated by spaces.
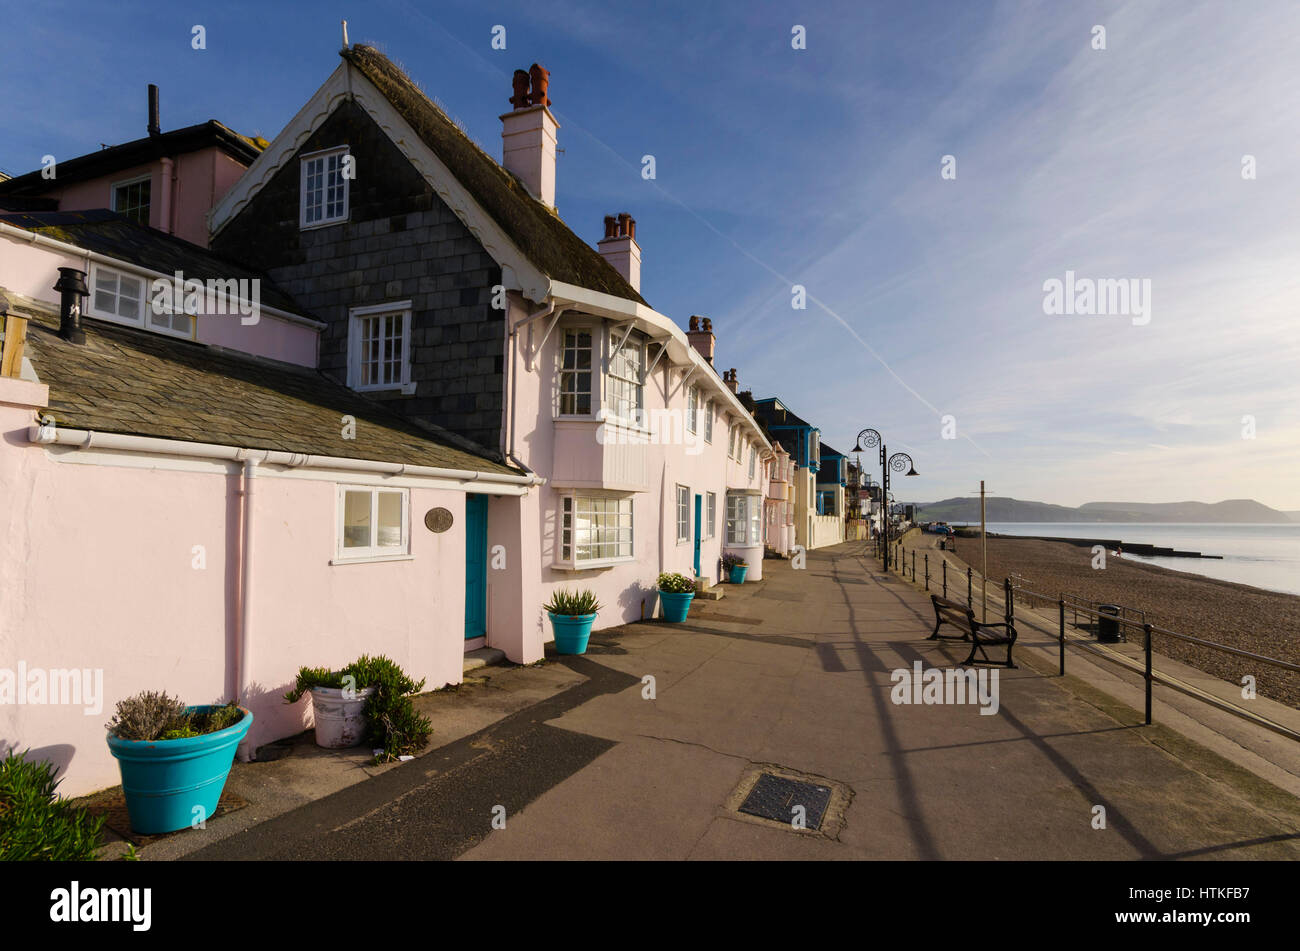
xmin=693 ymin=494 xmax=703 ymax=576
xmin=464 ymin=494 xmax=488 ymax=639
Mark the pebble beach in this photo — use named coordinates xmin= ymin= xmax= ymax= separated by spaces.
xmin=936 ymin=534 xmax=1300 ymax=708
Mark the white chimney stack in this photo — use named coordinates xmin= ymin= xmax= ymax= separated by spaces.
xmin=500 ymin=64 xmax=559 ymax=209
xmin=597 ymin=213 xmax=641 ymax=292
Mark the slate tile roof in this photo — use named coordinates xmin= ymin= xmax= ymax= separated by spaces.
xmin=0 ymin=209 xmax=309 ymax=318
xmin=8 ymin=297 xmax=517 ymax=475
xmin=342 ymin=44 xmax=648 ymax=306
xmin=0 ymin=121 xmax=264 ymax=195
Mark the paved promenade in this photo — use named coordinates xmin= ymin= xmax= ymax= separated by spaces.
xmin=169 ymin=543 xmax=1300 ymax=861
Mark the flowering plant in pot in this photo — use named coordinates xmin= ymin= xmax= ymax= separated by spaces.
xmin=284 ymin=655 xmax=432 ymax=762
xmin=722 ymin=552 xmax=749 ymax=585
xmin=104 ymin=692 xmax=251 ymax=835
xmin=657 ymin=571 xmax=696 ymax=622
xmin=543 ymin=588 xmax=603 ymax=655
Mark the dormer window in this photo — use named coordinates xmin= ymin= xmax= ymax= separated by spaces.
xmin=300 ymin=147 xmax=350 ymax=228
xmin=87 ymin=262 xmax=193 ymax=340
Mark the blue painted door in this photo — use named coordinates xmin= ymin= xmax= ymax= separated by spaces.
xmin=693 ymin=494 xmax=703 ymax=577
xmin=464 ymin=494 xmax=488 ymax=639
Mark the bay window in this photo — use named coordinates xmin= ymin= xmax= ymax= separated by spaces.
xmin=558 ymin=493 xmax=634 ymax=567
xmin=725 ymin=492 xmax=763 ymax=546
xmin=607 ymin=330 xmax=645 ymax=423
xmin=559 ymin=329 xmax=593 ymax=416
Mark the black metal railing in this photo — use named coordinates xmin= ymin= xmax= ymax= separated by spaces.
xmin=877 ymin=540 xmax=1299 ymax=742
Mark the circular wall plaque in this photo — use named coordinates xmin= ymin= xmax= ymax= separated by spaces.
xmin=424 ymin=507 xmax=454 ymax=533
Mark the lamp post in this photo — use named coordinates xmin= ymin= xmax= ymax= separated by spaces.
xmin=853 ymin=429 xmax=918 ymax=571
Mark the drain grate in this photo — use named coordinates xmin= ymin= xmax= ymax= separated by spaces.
xmin=738 ymin=772 xmax=832 ymax=830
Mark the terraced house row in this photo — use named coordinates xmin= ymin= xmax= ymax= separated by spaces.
xmin=0 ymin=43 xmax=842 ymax=795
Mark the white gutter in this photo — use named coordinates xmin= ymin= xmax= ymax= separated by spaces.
xmin=28 ymin=424 xmax=546 ymax=487
xmin=0 ymin=222 xmax=327 ymax=331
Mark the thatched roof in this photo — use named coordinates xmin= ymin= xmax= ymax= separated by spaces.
xmin=342 ymin=44 xmax=647 ymax=307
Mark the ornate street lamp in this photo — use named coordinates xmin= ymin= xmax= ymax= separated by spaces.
xmin=853 ymin=427 xmax=918 ymax=570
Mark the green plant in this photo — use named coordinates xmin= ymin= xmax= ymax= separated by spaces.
xmin=0 ymin=750 xmax=105 ymax=861
xmin=657 ymin=572 xmax=695 ymax=593
xmin=107 ymin=694 xmax=244 ymax=742
xmin=543 ymin=588 xmax=602 ymax=617
xmin=122 ymin=842 xmax=141 ymax=861
xmin=284 ymin=655 xmax=432 ymax=762
xmin=105 ymin=691 xmax=187 ymax=741
xmin=722 ymin=552 xmax=748 ymax=570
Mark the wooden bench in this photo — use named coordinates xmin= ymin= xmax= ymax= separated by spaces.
xmin=928 ymin=594 xmax=1018 ymax=668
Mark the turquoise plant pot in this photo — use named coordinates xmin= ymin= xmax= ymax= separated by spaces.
xmin=729 ymin=565 xmax=749 ymax=584
xmin=549 ymin=612 xmax=597 ymax=654
xmin=106 ymin=705 xmax=252 ymax=835
xmin=659 ymin=591 xmax=695 ymax=623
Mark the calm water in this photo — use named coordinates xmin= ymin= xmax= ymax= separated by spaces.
xmin=949 ymin=522 xmax=1300 ymax=597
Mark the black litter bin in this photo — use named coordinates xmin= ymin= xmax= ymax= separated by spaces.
xmin=1097 ymin=604 xmax=1121 ymax=642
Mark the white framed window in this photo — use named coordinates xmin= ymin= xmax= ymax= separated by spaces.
xmin=90 ymin=264 xmax=145 ymax=325
xmin=557 ymin=493 xmax=634 ymax=567
xmin=749 ymin=445 xmax=757 ymax=479
xmin=676 ymin=484 xmax=691 ymax=542
xmin=727 ymin=424 xmax=738 ymax=460
xmin=348 ymin=301 xmax=412 ymax=392
xmin=111 ymin=174 xmax=151 ymax=226
xmin=559 ymin=328 xmax=594 ymax=416
xmin=705 ymin=491 xmax=717 ymax=539
xmin=336 ymin=485 xmax=409 ymax=561
xmin=704 ymin=400 xmax=713 ymax=444
xmin=726 ymin=493 xmax=762 ymax=546
xmin=89 ymin=263 xmax=195 ymax=339
xmin=300 ymin=147 xmax=350 ymax=228
xmin=606 ymin=330 xmax=645 ymax=423
xmin=687 ymin=384 xmax=699 ymax=434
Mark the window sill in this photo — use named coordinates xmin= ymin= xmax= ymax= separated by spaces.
xmin=553 ymin=556 xmax=635 ymax=571
xmin=354 ymin=382 xmax=418 ymax=396
xmin=330 ymin=552 xmax=415 ymax=566
xmin=300 ymin=216 xmax=349 ymax=232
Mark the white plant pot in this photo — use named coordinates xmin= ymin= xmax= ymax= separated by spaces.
xmin=309 ymin=685 xmax=376 ymax=749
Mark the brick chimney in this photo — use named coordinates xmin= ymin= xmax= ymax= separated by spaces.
xmin=723 ymin=368 xmax=738 ymax=393
xmin=501 ymin=64 xmax=559 ymax=208
xmin=597 ymin=212 xmax=641 ymax=291
xmin=686 ymin=315 xmax=714 ymax=363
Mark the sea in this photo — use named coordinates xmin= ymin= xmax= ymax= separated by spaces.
xmin=948 ymin=522 xmax=1300 ymax=598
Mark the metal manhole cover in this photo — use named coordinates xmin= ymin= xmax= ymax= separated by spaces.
xmin=738 ymin=772 xmax=832 ymax=830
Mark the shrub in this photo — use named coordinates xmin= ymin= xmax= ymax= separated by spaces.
xmin=657 ymin=572 xmax=695 ymax=593
xmin=722 ymin=552 xmax=748 ymax=570
xmin=284 ymin=655 xmax=432 ymax=763
xmin=0 ymin=750 xmax=105 ymax=861
xmin=543 ymin=588 xmax=602 ymax=617
xmin=105 ymin=691 xmax=187 ymax=741
xmin=107 ymin=694 xmax=244 ymax=742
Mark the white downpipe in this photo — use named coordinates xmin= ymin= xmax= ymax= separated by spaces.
xmin=236 ymin=456 xmax=256 ymax=761
xmin=28 ymin=425 xmax=546 ymax=487
xmin=506 ymin=300 xmax=555 ymax=471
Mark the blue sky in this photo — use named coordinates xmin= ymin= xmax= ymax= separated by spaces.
xmin=4 ymin=0 xmax=1298 ymax=510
